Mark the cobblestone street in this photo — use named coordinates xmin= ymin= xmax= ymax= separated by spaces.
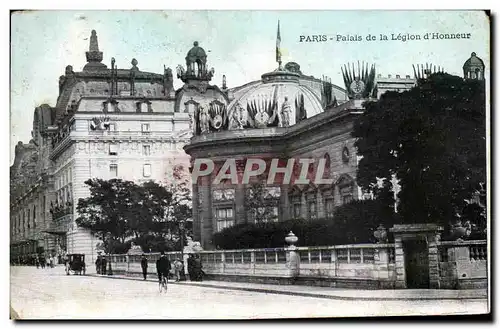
xmin=10 ymin=266 xmax=488 ymax=319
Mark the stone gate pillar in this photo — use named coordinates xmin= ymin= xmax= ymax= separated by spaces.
xmin=285 ymin=231 xmax=300 ymax=279
xmin=390 ymin=224 xmax=443 ymax=289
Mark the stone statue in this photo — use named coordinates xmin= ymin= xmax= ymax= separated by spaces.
xmin=280 ymin=96 xmax=292 ymax=127
xmin=230 ymin=103 xmax=245 ymax=130
xmin=198 ymin=105 xmax=210 ymax=134
xmin=176 ymin=65 xmax=186 ymax=79
xmin=188 ymin=112 xmax=194 ymax=132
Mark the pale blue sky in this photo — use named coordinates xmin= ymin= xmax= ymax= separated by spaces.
xmin=10 ymin=10 xmax=489 ymax=163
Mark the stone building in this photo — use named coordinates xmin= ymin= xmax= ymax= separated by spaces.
xmin=9 ymin=31 xmax=213 ymax=263
xmin=183 ymin=40 xmax=485 ymax=249
xmin=10 ymin=26 xmax=485 ymax=260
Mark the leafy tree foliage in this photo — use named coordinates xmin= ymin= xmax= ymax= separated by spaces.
xmin=76 ymin=168 xmax=192 ymax=254
xmin=352 ymin=73 xmax=486 ymax=232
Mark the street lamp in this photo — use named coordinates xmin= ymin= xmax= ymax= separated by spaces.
xmin=179 ymin=220 xmax=185 ymax=281
xmin=179 ymin=221 xmax=185 ymax=260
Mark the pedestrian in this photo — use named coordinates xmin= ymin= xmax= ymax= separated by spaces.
xmin=35 ymin=255 xmax=40 ymax=269
xmin=187 ymin=254 xmax=195 ymax=281
xmin=101 ymin=256 xmax=107 ymax=275
xmin=173 ymin=258 xmax=183 ymax=282
xmin=49 ymin=256 xmax=54 ymax=268
xmin=95 ymin=256 xmax=101 ymax=274
xmin=194 ymin=254 xmax=203 ymax=281
xmin=40 ymin=255 xmax=45 ymax=269
xmin=141 ymin=254 xmax=148 ymax=280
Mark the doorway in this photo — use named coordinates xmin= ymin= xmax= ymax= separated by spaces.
xmin=403 ymin=239 xmax=430 ymax=288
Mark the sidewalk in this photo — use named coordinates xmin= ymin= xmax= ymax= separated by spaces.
xmin=88 ymin=273 xmax=488 ymax=301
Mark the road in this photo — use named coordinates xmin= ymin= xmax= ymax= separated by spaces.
xmin=10 ymin=266 xmax=488 ymax=319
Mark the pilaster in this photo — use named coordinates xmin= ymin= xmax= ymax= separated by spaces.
xmin=279 ymin=184 xmax=289 ymax=221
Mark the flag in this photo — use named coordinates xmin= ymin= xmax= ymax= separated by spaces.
xmin=276 ymin=20 xmax=281 ymax=63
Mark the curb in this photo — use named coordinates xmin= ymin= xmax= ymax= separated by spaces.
xmin=87 ymin=274 xmax=487 ymax=301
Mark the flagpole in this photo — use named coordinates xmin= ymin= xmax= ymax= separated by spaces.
xmin=276 ymin=20 xmax=282 ymax=70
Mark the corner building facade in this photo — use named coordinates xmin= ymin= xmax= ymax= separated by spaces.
xmin=184 ymin=50 xmax=486 ymax=250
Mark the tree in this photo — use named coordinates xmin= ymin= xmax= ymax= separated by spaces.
xmin=76 ymin=179 xmax=143 ymax=253
xmin=352 ymin=73 xmax=486 ymax=232
xmin=76 ymin=164 xmax=193 ymax=254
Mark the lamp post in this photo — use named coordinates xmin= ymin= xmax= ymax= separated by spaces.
xmin=179 ymin=220 xmax=185 ymax=281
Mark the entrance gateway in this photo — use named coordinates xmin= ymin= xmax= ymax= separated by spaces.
xmin=390 ymin=224 xmax=443 ymax=289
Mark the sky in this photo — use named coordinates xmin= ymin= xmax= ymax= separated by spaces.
xmin=10 ymin=10 xmax=490 ymax=163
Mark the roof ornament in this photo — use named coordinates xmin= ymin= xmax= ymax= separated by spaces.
xmin=412 ymin=63 xmax=444 ymax=79
xmin=84 ymin=30 xmax=107 ymax=71
xmin=177 ymin=41 xmax=214 ymax=84
xmin=85 ymin=30 xmax=103 ymax=64
xmin=341 ymin=61 xmax=376 ymax=100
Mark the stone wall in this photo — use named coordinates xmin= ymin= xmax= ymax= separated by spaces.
xmin=100 ymin=239 xmax=486 ymax=290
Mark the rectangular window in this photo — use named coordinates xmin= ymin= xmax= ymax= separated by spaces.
xmin=342 ymin=195 xmax=353 ymax=205
xmin=141 ymin=123 xmax=150 ymax=134
xmin=108 ymin=123 xmax=117 ymax=131
xmin=340 ymin=186 xmax=353 ymax=205
xmin=110 ymin=164 xmax=118 ymax=178
xmin=109 ymin=143 xmax=118 ymax=156
xmin=293 ymin=203 xmax=301 ymax=218
xmin=215 ymin=207 xmax=234 ymax=232
xmin=143 ymin=145 xmax=151 ymax=156
xmin=308 ymin=201 xmax=317 ymax=220
xmin=143 ymin=164 xmax=152 ymax=177
xmin=325 ymin=198 xmax=335 ymax=218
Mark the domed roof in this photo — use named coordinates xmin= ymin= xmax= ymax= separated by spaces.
xmin=463 ymin=52 xmax=485 ymax=69
xmin=186 ymin=41 xmax=207 ymax=60
xmin=226 ymin=68 xmax=323 ymax=126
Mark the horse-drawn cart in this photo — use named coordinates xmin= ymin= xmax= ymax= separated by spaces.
xmin=65 ymin=253 xmax=86 ymax=275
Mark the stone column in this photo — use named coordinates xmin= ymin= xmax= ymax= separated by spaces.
xmin=235 ymin=185 xmax=246 ymax=225
xmin=199 ymin=175 xmax=212 ymax=249
xmin=394 ymin=236 xmax=406 ymax=288
xmin=279 ymin=185 xmax=289 ymax=222
xmin=300 ymin=193 xmax=307 ymax=219
xmin=428 ymin=233 xmax=441 ymax=289
xmin=192 ymin=183 xmax=200 ymax=241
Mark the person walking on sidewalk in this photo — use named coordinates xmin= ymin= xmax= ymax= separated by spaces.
xmin=173 ymin=258 xmax=183 ymax=282
xmin=141 ymin=254 xmax=148 ymax=280
xmin=187 ymin=254 xmax=195 ymax=281
xmin=95 ymin=256 xmax=101 ymax=274
xmin=101 ymin=256 xmax=107 ymax=275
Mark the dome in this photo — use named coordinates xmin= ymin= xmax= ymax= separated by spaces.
xmin=463 ymin=52 xmax=485 ymax=69
xmin=186 ymin=41 xmax=207 ymax=61
xmin=226 ymin=68 xmax=324 ymax=128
